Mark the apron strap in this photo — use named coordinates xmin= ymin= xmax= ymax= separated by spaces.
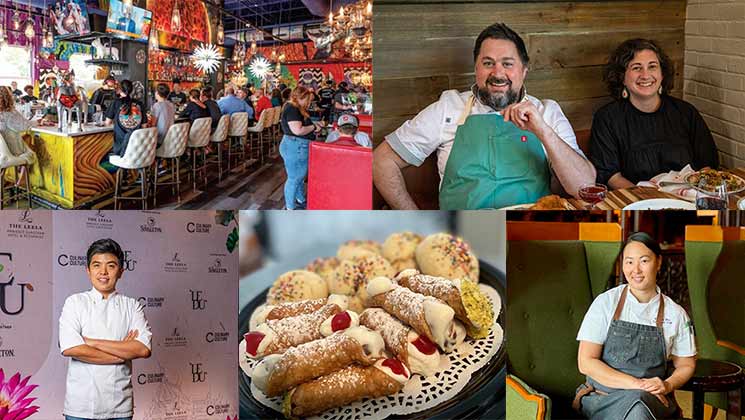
xmin=456 ymin=95 xmax=476 ymax=126
xmin=656 ymin=293 xmax=665 ymax=329
xmin=612 ymin=286 xmax=628 ymax=321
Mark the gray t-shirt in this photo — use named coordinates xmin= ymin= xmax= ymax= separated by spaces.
xmin=151 ymin=101 xmax=175 ymax=145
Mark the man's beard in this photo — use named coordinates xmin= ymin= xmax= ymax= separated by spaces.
xmin=475 ymin=76 xmax=521 ymax=111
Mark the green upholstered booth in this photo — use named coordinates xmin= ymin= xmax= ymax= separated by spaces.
xmin=507 ymin=222 xmax=623 ymax=419
xmin=685 ymin=226 xmax=745 ymax=415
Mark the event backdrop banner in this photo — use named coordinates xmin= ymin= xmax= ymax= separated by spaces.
xmin=0 ymin=210 xmax=239 ymax=420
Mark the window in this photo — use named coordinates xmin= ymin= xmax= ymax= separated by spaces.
xmin=68 ymin=53 xmax=100 ymax=93
xmin=0 ymin=45 xmax=32 ymax=87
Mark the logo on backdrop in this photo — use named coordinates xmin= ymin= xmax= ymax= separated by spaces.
xmin=190 ymin=362 xmax=207 ymax=383
xmin=58 ymin=249 xmax=136 ymax=271
xmin=85 ymin=210 xmax=114 ymax=230
xmin=0 ymin=335 xmax=14 ymax=358
xmin=206 ymin=321 xmax=229 ymax=344
xmin=6 ymin=211 xmax=45 ymax=240
xmin=122 ymin=250 xmax=138 ymax=271
xmin=163 ymin=327 xmax=188 ymax=348
xmin=140 ymin=217 xmax=163 ymax=233
xmin=137 ymin=371 xmax=165 ymax=385
xmin=206 ymin=404 xmax=230 ymax=416
xmin=186 ymin=222 xmax=212 ymax=234
xmin=137 ymin=296 xmax=165 ymax=309
xmin=163 ymin=252 xmax=188 ymax=273
xmin=208 ymin=256 xmax=228 ymax=274
xmin=0 ymin=252 xmax=31 ymax=316
xmin=190 ymin=290 xmax=206 ymax=310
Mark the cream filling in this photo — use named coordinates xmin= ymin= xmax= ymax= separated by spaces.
xmin=367 ymin=276 xmax=395 ymax=297
xmin=320 ymin=310 xmax=360 ymax=336
xmin=405 ymin=331 xmax=440 ymax=377
xmin=373 ymin=358 xmax=410 ymax=385
xmin=327 ymin=294 xmax=350 ymax=311
xmin=343 ymin=326 xmax=385 ymax=358
xmin=394 ymin=268 xmax=420 ymax=281
xmin=422 ymin=299 xmax=455 ymax=351
xmin=249 ymin=304 xmax=275 ymax=331
xmin=252 ymin=353 xmax=281 ymax=393
xmin=247 ymin=323 xmax=275 ymax=358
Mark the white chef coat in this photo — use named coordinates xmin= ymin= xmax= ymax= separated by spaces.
xmin=577 ymin=284 xmax=697 ymax=359
xmin=59 ymin=289 xmax=152 ymax=419
xmin=385 ymin=89 xmax=586 ymax=182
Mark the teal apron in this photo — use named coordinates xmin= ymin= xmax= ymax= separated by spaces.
xmin=439 ymin=95 xmax=551 ymax=209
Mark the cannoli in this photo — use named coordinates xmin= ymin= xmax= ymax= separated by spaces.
xmin=360 ymin=308 xmax=440 ymax=376
xmin=249 ymin=294 xmax=350 ymax=330
xmin=366 ymin=276 xmax=464 ymax=353
xmin=245 ymin=304 xmax=354 ymax=358
xmin=252 ymin=326 xmax=386 ymax=397
xmin=396 ymin=269 xmax=493 ymax=339
xmin=282 ymin=358 xmax=410 ymax=418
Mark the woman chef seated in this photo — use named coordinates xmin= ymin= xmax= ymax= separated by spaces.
xmin=574 ymin=232 xmax=696 ymax=419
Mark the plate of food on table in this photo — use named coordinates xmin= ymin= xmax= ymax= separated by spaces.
xmin=684 ymin=169 xmax=745 ymax=194
xmin=498 ymin=194 xmax=576 ymax=210
xmin=239 ymin=233 xmax=505 ymax=419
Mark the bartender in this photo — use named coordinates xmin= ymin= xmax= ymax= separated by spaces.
xmin=575 ymin=232 xmax=696 ymax=419
xmin=90 ymin=75 xmax=118 ymax=113
xmin=167 ymin=78 xmax=188 ymax=106
xmin=373 ymin=22 xmax=595 ymax=209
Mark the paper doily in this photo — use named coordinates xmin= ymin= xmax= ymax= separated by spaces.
xmin=239 ymin=284 xmax=504 ymax=419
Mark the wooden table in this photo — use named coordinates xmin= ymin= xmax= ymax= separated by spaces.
xmin=567 ymin=168 xmax=745 ymax=210
xmin=680 ymin=358 xmax=744 ymax=420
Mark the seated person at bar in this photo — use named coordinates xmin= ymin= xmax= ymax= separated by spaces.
xmin=179 ymin=89 xmax=210 ymax=123
xmin=10 ymin=81 xmax=22 ymax=98
xmin=105 ymin=79 xmax=145 ymax=156
xmin=326 ymin=114 xmax=371 ymax=148
xmin=239 ymin=87 xmax=256 ymax=123
xmin=150 ymin=83 xmax=175 ymax=146
xmin=374 ymin=22 xmax=595 ymax=209
xmin=590 ymin=39 xmax=719 ymax=189
xmin=271 ymin=88 xmax=282 ymax=107
xmin=217 ymin=87 xmax=253 ymax=118
xmin=201 ymin=86 xmax=221 ymax=133
xmin=0 ymin=86 xmax=36 ymax=183
xmin=254 ymin=88 xmax=272 ymax=120
xmin=575 ymin=232 xmax=695 ymax=420
xmin=20 ymin=85 xmax=37 ymax=103
xmin=166 ymin=79 xmax=187 ymax=106
xmin=91 ymin=75 xmax=118 ymax=113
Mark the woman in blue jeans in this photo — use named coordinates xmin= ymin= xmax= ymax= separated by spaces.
xmin=279 ymin=86 xmax=321 ymax=209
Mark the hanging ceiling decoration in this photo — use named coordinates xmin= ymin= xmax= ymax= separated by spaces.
xmin=192 ymin=43 xmax=223 ymax=74
xmin=171 ymin=0 xmax=182 ymax=32
xmin=318 ymin=0 xmax=372 ymax=61
xmin=216 ymin=9 xmax=224 ymax=45
xmin=148 ymin=25 xmax=159 ymax=50
xmin=248 ymin=55 xmax=272 ymax=79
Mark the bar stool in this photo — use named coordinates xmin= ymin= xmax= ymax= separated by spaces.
xmin=208 ymin=115 xmax=230 ymax=181
xmin=110 ymin=127 xmax=158 ymax=210
xmin=153 ymin=121 xmax=189 ymax=207
xmin=228 ymin=112 xmax=247 ymax=169
xmin=187 ymin=117 xmax=212 ymax=191
xmin=247 ymin=109 xmax=270 ymax=164
xmin=0 ymin=132 xmax=33 ymax=209
xmin=271 ymin=105 xmax=282 ymax=156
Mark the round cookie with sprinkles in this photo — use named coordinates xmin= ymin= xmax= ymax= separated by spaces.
xmin=352 ymin=254 xmax=397 ymax=303
xmin=382 ymin=231 xmax=423 ymax=272
xmin=305 ymin=257 xmax=341 ymax=282
xmin=337 ymin=240 xmax=383 ymax=261
xmin=415 ymin=233 xmax=479 ymax=282
xmin=327 ymin=260 xmax=366 ymax=296
xmin=267 ymin=270 xmax=329 ymax=304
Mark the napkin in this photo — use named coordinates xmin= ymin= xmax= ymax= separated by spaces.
xmin=637 ymin=164 xmax=697 ymax=201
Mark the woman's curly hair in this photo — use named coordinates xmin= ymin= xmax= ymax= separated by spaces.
xmin=602 ymin=39 xmax=675 ymax=99
xmin=0 ymin=86 xmax=14 ymax=112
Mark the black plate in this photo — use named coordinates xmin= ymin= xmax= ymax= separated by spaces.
xmin=239 ymin=261 xmax=506 ymax=420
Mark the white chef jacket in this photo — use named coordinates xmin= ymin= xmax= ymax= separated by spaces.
xmin=576 ymin=284 xmax=697 ymax=359
xmin=59 ymin=289 xmax=152 ymax=419
xmin=385 ymin=89 xmax=586 ymax=182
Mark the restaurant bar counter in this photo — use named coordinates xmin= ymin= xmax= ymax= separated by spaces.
xmin=26 ymin=124 xmax=115 ymax=209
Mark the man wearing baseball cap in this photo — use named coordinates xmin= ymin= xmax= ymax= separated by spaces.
xmin=326 ymin=114 xmax=371 ymax=148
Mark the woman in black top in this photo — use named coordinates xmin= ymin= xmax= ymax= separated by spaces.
xmin=105 ymin=79 xmax=145 ymax=156
xmin=179 ymin=88 xmax=210 ymax=123
xmin=279 ymin=86 xmax=321 ymax=209
xmin=589 ymin=39 xmax=719 ymax=189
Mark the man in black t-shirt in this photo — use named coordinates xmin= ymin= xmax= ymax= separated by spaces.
xmin=166 ymin=79 xmax=188 ymax=106
xmin=201 ymin=86 xmax=222 ymax=133
xmin=105 ymin=81 xmax=145 ymax=156
xmin=317 ymin=80 xmax=336 ymax=123
xmin=91 ymin=75 xmax=118 ymax=113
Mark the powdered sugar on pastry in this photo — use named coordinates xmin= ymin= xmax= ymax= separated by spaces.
xmin=343 ymin=326 xmax=386 ymax=358
xmin=320 ymin=310 xmax=360 ymax=336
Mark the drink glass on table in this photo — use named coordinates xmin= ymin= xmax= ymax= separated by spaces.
xmin=578 ymin=183 xmax=608 ymax=210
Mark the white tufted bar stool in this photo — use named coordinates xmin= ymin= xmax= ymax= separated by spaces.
xmin=187 ymin=117 xmax=212 ymax=191
xmin=0 ymin=131 xmax=33 ymax=209
xmin=153 ymin=121 xmax=189 ymax=207
xmin=271 ymin=105 xmax=281 ymax=156
xmin=208 ymin=114 xmax=230 ymax=181
xmin=109 ymin=127 xmax=158 ymax=209
xmin=247 ymin=109 xmax=270 ymax=164
xmin=228 ymin=112 xmax=247 ymax=170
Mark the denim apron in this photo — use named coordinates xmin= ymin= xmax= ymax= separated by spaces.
xmin=438 ymin=95 xmax=551 ymax=209
xmin=574 ymin=286 xmax=680 ymax=419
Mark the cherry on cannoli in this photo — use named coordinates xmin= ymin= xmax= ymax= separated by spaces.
xmin=282 ymin=358 xmax=410 ymax=418
xmin=252 ymin=326 xmax=386 ymax=397
xmin=360 ymin=308 xmax=441 ymax=376
xmin=396 ymin=269 xmax=494 ymax=339
xmin=366 ymin=276 xmax=463 ymax=353
xmin=249 ymin=294 xmax=350 ymax=330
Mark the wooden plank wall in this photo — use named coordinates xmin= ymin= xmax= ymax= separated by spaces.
xmin=373 ymin=0 xmax=687 ymax=145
